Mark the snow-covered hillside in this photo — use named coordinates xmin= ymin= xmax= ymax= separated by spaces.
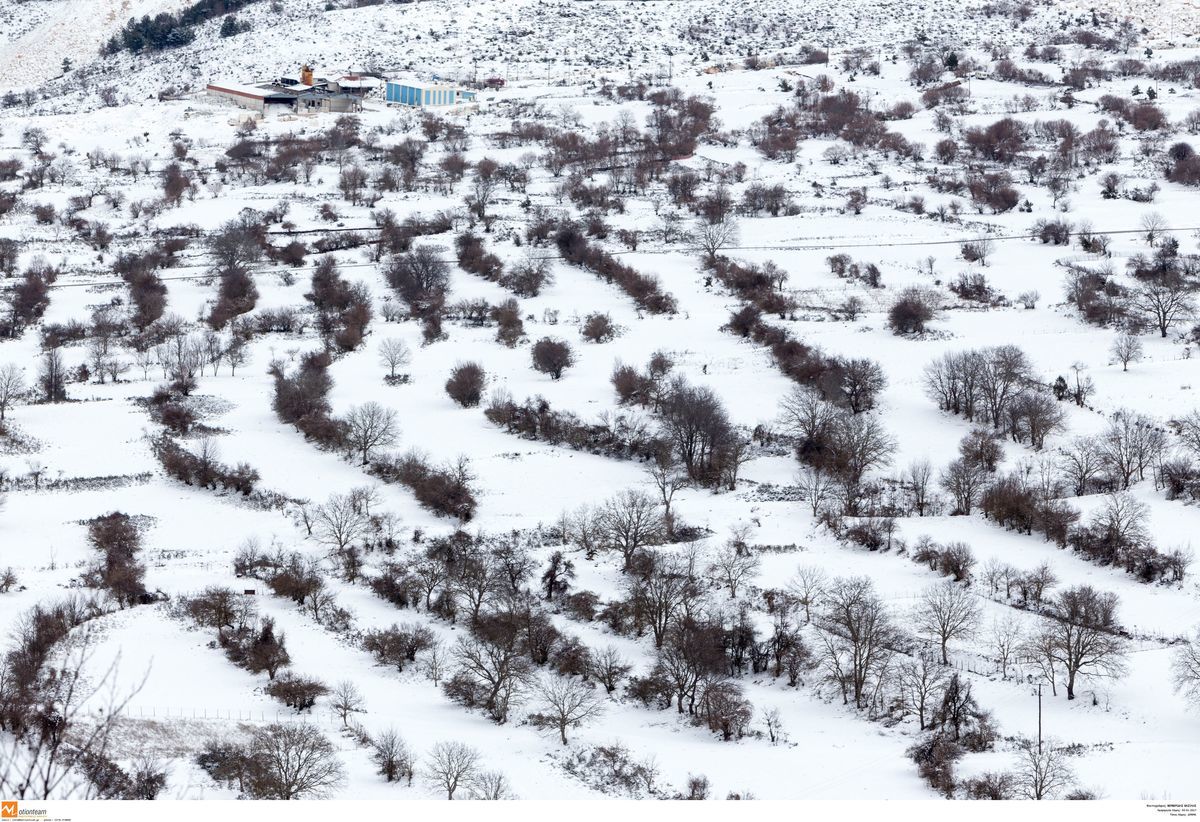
xmin=2 ymin=0 xmax=1200 ymax=809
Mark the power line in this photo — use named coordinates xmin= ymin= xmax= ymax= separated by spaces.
xmin=5 ymin=223 xmax=1198 ymax=293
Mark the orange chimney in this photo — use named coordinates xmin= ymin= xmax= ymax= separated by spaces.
xmin=300 ymin=64 xmax=314 ymax=86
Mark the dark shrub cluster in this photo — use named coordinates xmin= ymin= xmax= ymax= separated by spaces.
xmin=554 ymin=223 xmax=676 ymax=314
xmin=1068 ymin=521 xmax=1188 ymax=583
xmin=708 ymin=255 xmax=795 ymax=316
xmin=81 ymin=512 xmax=149 ymax=608
xmin=825 ymin=254 xmax=882 ymax=288
xmin=264 ymin=672 xmax=328 ymax=712
xmin=709 ymin=255 xmax=884 ymax=412
xmin=270 ymin=351 xmax=333 ymax=426
xmin=151 ymin=434 xmax=260 ymax=496
xmin=376 ymin=210 xmax=455 ymax=256
xmin=728 ymin=310 xmax=885 ymax=413
xmin=208 ymin=266 xmax=259 ymax=329
xmin=581 ymin=312 xmax=618 ymax=343
xmin=978 ymin=475 xmax=1076 ymax=545
xmin=305 ymin=258 xmax=372 ymax=352
xmin=889 ymin=287 xmax=937 ymax=333
xmin=455 ymin=232 xmax=504 ymax=282
xmin=182 ymin=587 xmax=293 ymax=680
xmin=254 ymin=306 xmax=309 ymax=335
xmin=967 ymin=172 xmax=1020 ymax=213
xmin=489 ymin=298 xmax=525 ymax=346
xmin=362 ymin=623 xmax=435 ymax=671
xmin=371 ymin=451 xmax=478 ymax=521
xmin=531 ymin=337 xmax=575 ymax=379
xmin=948 ymin=274 xmax=1004 ymax=307
xmin=610 ymin=351 xmax=674 ymax=407
xmin=971 ymin=472 xmax=1187 ymax=583
xmin=1167 ymin=142 xmax=1200 ymax=186
xmin=0 ymin=597 xmax=105 ymax=733
xmin=484 ymin=393 xmax=667 ymax=460
xmin=0 ymin=265 xmax=54 ymax=338
xmin=115 ymin=249 xmax=178 ymax=330
xmin=910 ymin=537 xmax=976 ymax=582
xmin=445 ymin=362 xmax=486 ymax=407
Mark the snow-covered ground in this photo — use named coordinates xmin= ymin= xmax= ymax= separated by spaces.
xmin=2 ymin=0 xmax=1200 ymax=806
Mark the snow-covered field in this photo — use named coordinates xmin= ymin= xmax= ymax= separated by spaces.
xmin=2 ymin=0 xmax=1200 ymax=808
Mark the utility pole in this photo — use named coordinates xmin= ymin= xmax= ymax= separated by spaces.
xmin=1037 ymin=683 xmax=1043 ymax=754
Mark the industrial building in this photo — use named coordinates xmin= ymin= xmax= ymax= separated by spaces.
xmin=206 ymin=65 xmax=375 ymax=115
xmin=385 ymin=78 xmax=477 ymax=108
xmin=205 ymin=81 xmax=299 ymax=114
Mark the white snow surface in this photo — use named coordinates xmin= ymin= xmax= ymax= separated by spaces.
xmin=1 ymin=0 xmax=1200 ymax=806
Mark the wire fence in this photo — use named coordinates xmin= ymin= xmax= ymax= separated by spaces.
xmin=89 ymin=705 xmax=342 ymax=727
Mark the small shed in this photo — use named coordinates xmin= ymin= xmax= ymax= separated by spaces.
xmin=331 ymin=74 xmax=383 ymax=96
xmin=296 ymin=90 xmax=363 ymax=114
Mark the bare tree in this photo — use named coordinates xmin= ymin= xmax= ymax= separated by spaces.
xmin=371 ymin=728 xmax=415 ymax=785
xmin=378 ymin=338 xmax=412 ymax=379
xmin=977 ymin=344 xmax=1033 ymax=427
xmin=1088 ymin=491 xmax=1150 ymax=548
xmin=313 ymin=493 xmax=371 ymax=552
xmin=1140 ymin=211 xmax=1168 ymax=247
xmin=1068 ymin=362 xmax=1095 ymax=408
xmin=1110 ymin=332 xmax=1143 ymax=372
xmin=468 ymin=769 xmax=513 ymax=800
xmin=897 ymin=650 xmax=948 ymax=730
xmin=591 ymin=646 xmax=632 ymax=694
xmin=916 ymin=581 xmax=981 ymax=665
xmin=38 ymin=349 xmax=67 ymax=403
xmin=345 ymin=401 xmax=400 ymax=465
xmin=452 ymin=636 xmax=532 ymax=723
xmin=991 ymin=614 xmax=1024 ymax=680
xmin=1133 ymin=276 xmax=1195 ymax=338
xmin=906 ymin=458 xmax=935 ymax=516
xmin=818 ymin=576 xmax=900 ymax=709
xmin=1176 ymin=410 xmax=1200 ymax=460
xmin=1021 ymin=629 xmax=1060 ymax=696
xmin=708 ymin=540 xmax=761 ymax=599
xmin=695 ymin=216 xmax=739 ymax=263
xmin=787 ymin=565 xmax=827 ymax=624
xmin=339 ymin=163 xmax=369 ymax=204
xmin=939 ymin=458 xmax=989 ymax=515
xmin=1100 ymin=410 xmax=1166 ymax=489
xmin=0 ymin=363 xmax=24 ymax=421
xmin=597 ymin=489 xmax=666 ymax=571
xmin=330 ymin=680 xmax=366 ymax=727
xmin=423 ymin=640 xmax=449 ymax=686
xmin=533 ymin=675 xmax=606 ymax=744
xmin=779 ymin=386 xmax=839 ymax=444
xmin=386 ymin=245 xmax=450 ymax=313
xmin=1 ymin=627 xmax=144 ymax=799
xmin=1059 ymin=436 xmax=1103 ymax=496
xmin=227 ymin=338 xmax=250 ymax=376
xmin=1014 ymin=740 xmax=1074 ymax=800
xmin=1037 ymin=585 xmax=1128 ymax=700
xmin=423 ymin=741 xmax=480 ymax=800
xmin=762 ymin=706 xmax=786 ymax=744
xmin=1173 ymin=627 xmax=1200 ymax=710
xmin=796 ymin=467 xmax=837 ymax=517
xmin=247 ymin=723 xmax=346 ymax=800
xmin=646 ymin=456 xmax=689 ymax=536
xmin=825 ymin=413 xmax=896 ymax=505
